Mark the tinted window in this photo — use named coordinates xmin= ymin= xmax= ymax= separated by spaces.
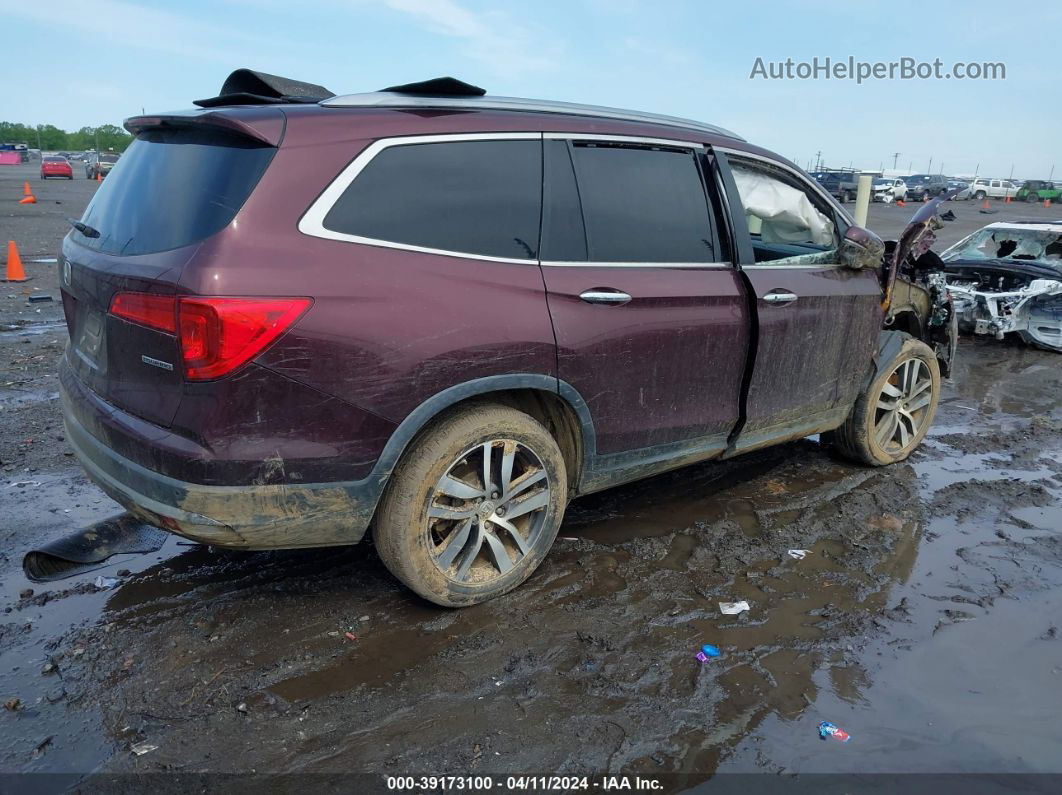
xmin=324 ymin=140 xmax=541 ymax=260
xmin=73 ymin=129 xmax=274 ymax=256
xmin=541 ymin=140 xmax=587 ymax=261
xmin=569 ymin=143 xmax=715 ymax=262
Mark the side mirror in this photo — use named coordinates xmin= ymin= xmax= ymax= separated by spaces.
xmin=839 ymin=225 xmax=885 ymax=270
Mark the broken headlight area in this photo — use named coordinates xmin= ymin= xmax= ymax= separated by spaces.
xmin=882 ymin=195 xmax=959 ymax=378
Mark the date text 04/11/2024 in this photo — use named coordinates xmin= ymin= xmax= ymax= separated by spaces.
xmin=385 ymin=776 xmax=664 ymax=790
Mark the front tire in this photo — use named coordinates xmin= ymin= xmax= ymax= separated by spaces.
xmin=826 ymin=337 xmax=941 ymax=466
xmin=375 ymin=404 xmax=568 ymax=607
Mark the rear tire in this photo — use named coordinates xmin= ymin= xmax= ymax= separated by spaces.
xmin=374 ymin=404 xmax=567 ymax=607
xmin=826 ymin=337 xmax=941 ymax=466
xmin=974 ymin=190 xmax=986 ymax=201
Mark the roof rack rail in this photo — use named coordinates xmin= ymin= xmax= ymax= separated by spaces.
xmin=321 ymin=90 xmax=743 ymax=141
xmin=194 ymin=69 xmax=334 ymax=108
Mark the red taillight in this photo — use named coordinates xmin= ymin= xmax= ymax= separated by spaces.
xmin=178 ymin=297 xmax=312 ymax=380
xmin=109 ymin=293 xmax=311 ymax=380
xmin=109 ymin=292 xmax=177 ymax=333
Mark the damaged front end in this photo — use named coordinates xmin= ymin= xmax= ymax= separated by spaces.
xmin=880 ymin=193 xmax=960 ymax=377
xmin=940 ymin=223 xmax=1062 ymax=352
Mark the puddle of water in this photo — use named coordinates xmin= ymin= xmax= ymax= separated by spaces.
xmin=0 ymin=388 xmax=59 ymax=409
xmin=0 ymin=321 xmax=67 ymax=338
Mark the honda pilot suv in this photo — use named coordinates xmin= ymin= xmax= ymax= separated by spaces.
xmin=59 ymin=70 xmax=954 ymax=606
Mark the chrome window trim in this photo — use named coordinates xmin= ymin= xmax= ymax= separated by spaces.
xmin=542 ymin=261 xmax=730 ymax=269
xmin=743 ymin=263 xmax=843 ymax=270
xmin=302 ymin=131 xmax=725 ymax=267
xmin=298 ymin=132 xmax=543 ymax=264
xmin=715 ymin=146 xmax=856 ymax=227
xmin=546 ymin=132 xmax=705 ymax=150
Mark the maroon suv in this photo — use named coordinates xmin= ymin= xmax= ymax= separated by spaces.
xmin=59 ymin=71 xmax=953 ymax=606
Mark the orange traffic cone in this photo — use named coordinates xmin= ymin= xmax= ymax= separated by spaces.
xmin=1004 ymin=196 xmax=1012 ymax=204
xmin=96 ymin=171 xmax=102 ymax=184
xmin=1045 ymin=198 xmax=1052 ymax=208
xmin=896 ymin=199 xmax=906 ymax=207
xmin=18 ymin=193 xmax=36 ymax=205
xmin=982 ymin=199 xmax=991 ymax=211
xmin=4 ymin=241 xmax=29 ymax=282
xmin=22 ymin=181 xmax=32 ymax=197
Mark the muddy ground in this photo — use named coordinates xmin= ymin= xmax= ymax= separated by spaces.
xmin=2 ymin=163 xmax=1061 ymax=790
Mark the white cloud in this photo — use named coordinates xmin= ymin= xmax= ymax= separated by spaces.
xmin=9 ymin=0 xmax=277 ymax=64
xmin=381 ymin=0 xmax=561 ymax=76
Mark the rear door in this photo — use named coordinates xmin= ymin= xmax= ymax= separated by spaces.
xmin=538 ymin=136 xmax=748 ymax=457
xmin=716 ymin=151 xmax=884 ymax=452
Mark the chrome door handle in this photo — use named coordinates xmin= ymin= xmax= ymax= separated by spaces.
xmin=579 ymin=289 xmax=632 ymax=305
xmin=762 ymin=291 xmax=798 ymax=305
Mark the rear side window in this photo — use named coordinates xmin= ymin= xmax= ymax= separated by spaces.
xmin=322 ymin=139 xmax=541 ymax=260
xmin=568 ymin=143 xmax=715 ymax=262
xmin=73 ymin=129 xmax=274 ymax=256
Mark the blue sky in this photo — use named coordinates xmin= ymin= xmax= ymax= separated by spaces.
xmin=7 ymin=0 xmax=1059 ymax=178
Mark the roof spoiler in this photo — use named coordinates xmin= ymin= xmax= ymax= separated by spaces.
xmin=194 ymin=68 xmax=334 ymax=108
xmin=124 ymin=109 xmax=286 ymax=147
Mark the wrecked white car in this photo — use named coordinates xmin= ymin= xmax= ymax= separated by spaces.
xmin=941 ymin=221 xmax=1062 ymax=352
xmin=873 ymin=177 xmax=907 ymax=203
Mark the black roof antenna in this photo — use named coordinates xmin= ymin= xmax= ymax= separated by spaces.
xmin=378 ymin=77 xmax=486 ymax=96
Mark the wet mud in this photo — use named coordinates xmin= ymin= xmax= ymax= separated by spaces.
xmin=2 ymin=174 xmax=1061 ymax=787
xmin=1 ymin=334 xmax=1060 ymax=785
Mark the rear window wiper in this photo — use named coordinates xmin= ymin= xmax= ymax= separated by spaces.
xmin=67 ymin=218 xmax=100 ymax=238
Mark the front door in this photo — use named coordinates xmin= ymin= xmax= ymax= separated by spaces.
xmin=538 ymin=136 xmax=749 ymax=464
xmin=717 ymin=151 xmax=884 ymax=452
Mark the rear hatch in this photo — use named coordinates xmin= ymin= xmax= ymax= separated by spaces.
xmin=61 ymin=114 xmax=280 ymax=428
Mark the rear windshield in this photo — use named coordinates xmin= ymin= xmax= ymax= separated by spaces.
xmin=73 ymin=128 xmax=274 ymax=256
xmin=100 ymin=154 xmax=119 ymax=163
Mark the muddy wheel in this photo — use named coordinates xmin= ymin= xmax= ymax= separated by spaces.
xmin=826 ymin=337 xmax=941 ymax=466
xmin=374 ymin=404 xmax=567 ymax=607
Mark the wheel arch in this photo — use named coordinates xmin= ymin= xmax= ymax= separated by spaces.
xmin=374 ymin=375 xmax=595 ymax=496
xmin=887 ymin=310 xmax=923 ymax=341
xmin=860 ymin=330 xmax=913 ymax=395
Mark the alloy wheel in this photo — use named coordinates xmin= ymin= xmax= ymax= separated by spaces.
xmin=426 ymin=439 xmax=551 ymax=584
xmin=873 ymin=358 xmax=934 ymax=452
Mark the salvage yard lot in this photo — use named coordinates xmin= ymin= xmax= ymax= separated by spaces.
xmin=2 ymin=163 xmax=1061 ymax=782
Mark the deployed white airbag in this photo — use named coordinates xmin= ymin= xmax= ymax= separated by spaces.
xmin=732 ymin=167 xmax=835 ymax=247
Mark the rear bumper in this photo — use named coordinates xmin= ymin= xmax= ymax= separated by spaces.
xmin=62 ymin=387 xmax=380 ymax=550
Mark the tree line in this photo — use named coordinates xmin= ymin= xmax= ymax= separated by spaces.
xmin=0 ymin=122 xmax=132 ymax=152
